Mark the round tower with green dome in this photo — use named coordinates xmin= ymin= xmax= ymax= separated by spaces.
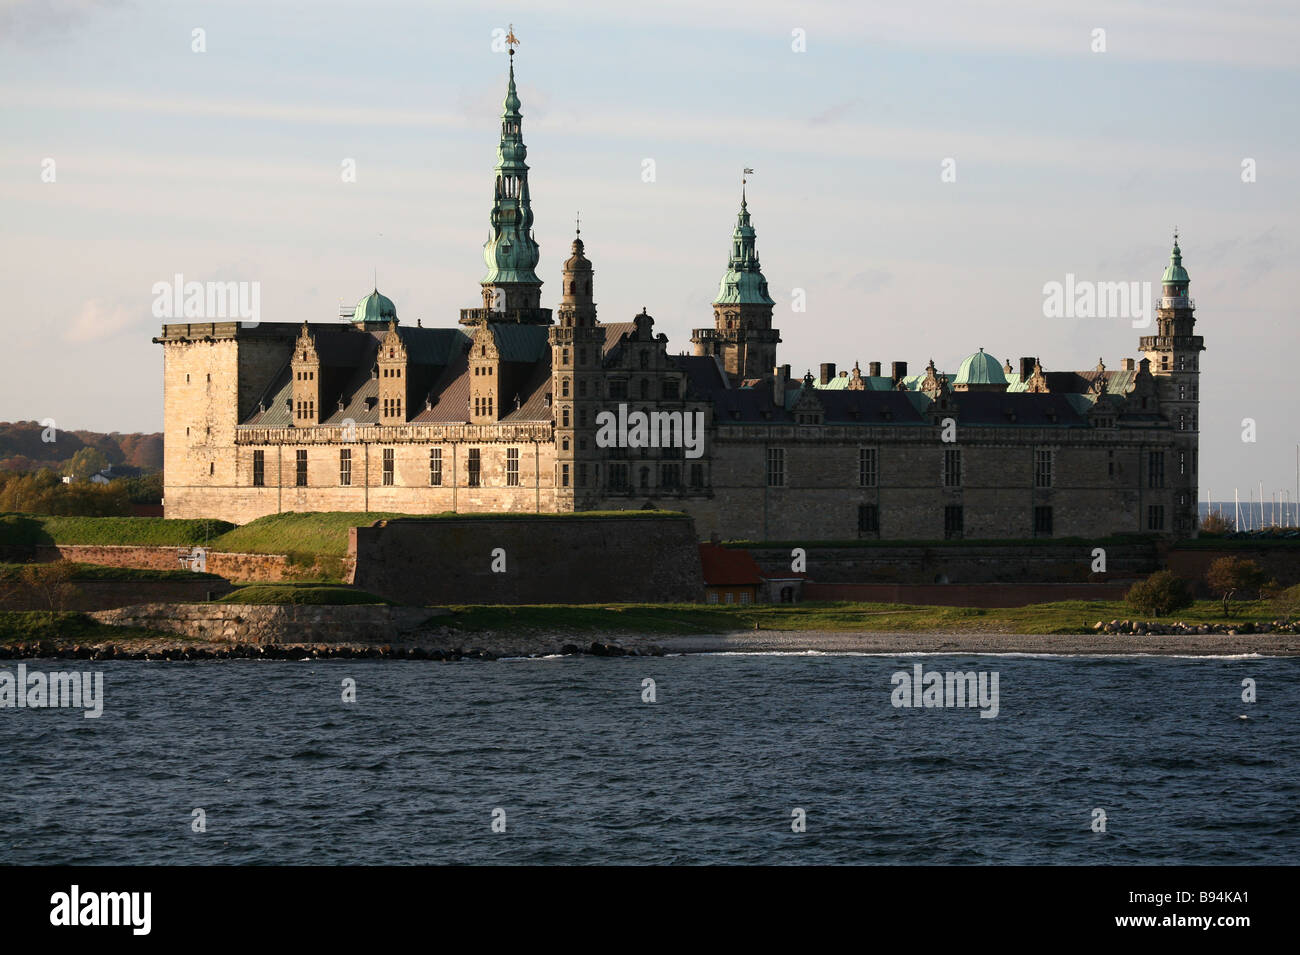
xmin=691 ymin=178 xmax=782 ymax=385
xmin=1140 ymin=230 xmax=1205 ymax=537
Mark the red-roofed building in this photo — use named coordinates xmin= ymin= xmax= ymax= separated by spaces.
xmin=698 ymin=543 xmax=762 ymax=605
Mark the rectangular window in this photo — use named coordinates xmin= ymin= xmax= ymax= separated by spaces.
xmin=661 ymin=463 xmax=681 ymax=488
xmin=561 ymin=463 xmax=570 ymax=487
xmin=944 ymin=449 xmax=962 ymax=487
xmin=506 ymin=447 xmax=519 ymax=486
xmin=1034 ymin=505 xmax=1053 ymax=536
xmin=1178 ymin=450 xmax=1186 ymax=476
xmin=252 ymin=450 xmax=265 ymax=487
xmin=1034 ymin=449 xmax=1053 ymax=488
xmin=382 ymin=447 xmax=394 ymax=486
xmin=295 ymin=449 xmax=307 ymax=487
xmin=609 ymin=462 xmax=629 ymax=490
xmin=609 ymin=379 xmax=628 ymax=400
xmin=429 ymin=448 xmax=442 ymax=486
xmin=467 ymin=448 xmax=481 ymax=487
xmin=1148 ymin=451 xmax=1165 ymax=489
xmin=1147 ymin=504 xmax=1165 ymax=530
xmin=944 ymin=505 xmax=964 ymax=540
xmin=662 ymin=379 xmax=680 ymax=400
xmin=858 ymin=447 xmax=878 ymax=487
xmin=690 ymin=462 xmax=704 ymax=488
xmin=1108 ymin=450 xmax=1115 ymax=478
xmin=739 ymin=592 xmax=752 ymax=604
xmin=724 ymin=592 xmax=735 ymax=604
xmin=766 ymin=447 xmax=786 ymax=487
xmin=578 ymin=463 xmax=588 ymax=487
xmin=857 ymin=503 xmax=879 ymax=534
xmin=340 ymin=448 xmax=352 ymax=487
xmin=707 ymin=592 xmax=719 ymax=605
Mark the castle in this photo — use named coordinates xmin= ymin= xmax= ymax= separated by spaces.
xmin=156 ymin=46 xmax=1203 ymax=541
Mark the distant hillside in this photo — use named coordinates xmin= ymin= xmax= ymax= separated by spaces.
xmin=0 ymin=421 xmax=163 ymax=472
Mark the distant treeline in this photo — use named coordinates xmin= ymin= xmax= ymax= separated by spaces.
xmin=0 ymin=470 xmax=163 ymax=516
xmin=0 ymin=421 xmax=162 ymax=473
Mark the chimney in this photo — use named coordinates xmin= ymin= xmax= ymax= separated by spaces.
xmin=1122 ymin=358 xmax=1135 ymax=371
xmin=772 ymin=364 xmax=791 ymax=406
xmin=1019 ymin=356 xmax=1036 ymax=382
xmin=819 ymin=362 xmax=836 ymax=385
xmin=868 ymin=361 xmax=882 ymax=378
xmin=891 ymin=361 xmax=908 ymax=386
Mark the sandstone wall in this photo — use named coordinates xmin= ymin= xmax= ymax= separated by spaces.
xmin=91 ymin=603 xmax=438 ymax=644
xmin=351 ymin=515 xmax=704 ymax=605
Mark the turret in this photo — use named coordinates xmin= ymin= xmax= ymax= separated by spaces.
xmin=691 ymin=179 xmax=781 ymax=385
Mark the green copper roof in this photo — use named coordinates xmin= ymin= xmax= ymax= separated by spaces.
xmin=354 ymin=288 xmax=396 ymax=324
xmin=482 ymin=53 xmax=542 ymax=288
xmin=955 ymin=348 xmax=1007 ymax=386
xmin=714 ymin=189 xmax=775 ymax=306
xmin=1161 ymin=236 xmax=1190 ymax=286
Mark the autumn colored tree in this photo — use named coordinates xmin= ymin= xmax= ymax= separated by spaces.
xmin=1198 ymin=512 xmax=1233 ymax=535
xmin=1125 ymin=571 xmax=1193 ymax=618
xmin=1206 ymin=556 xmax=1268 ymax=615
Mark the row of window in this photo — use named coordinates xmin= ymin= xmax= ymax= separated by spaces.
xmin=852 ymin=503 xmax=1167 ymax=538
xmin=252 ymin=448 xmax=705 ymax=491
xmin=763 ymin=448 xmax=1192 ymax=489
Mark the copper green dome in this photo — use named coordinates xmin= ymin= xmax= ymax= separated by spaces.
xmin=713 ymin=190 xmax=776 ymax=307
xmin=353 ymin=288 xmax=397 ymax=324
xmin=955 ymin=347 xmax=1006 ymax=386
xmin=1161 ymin=236 xmax=1190 ymax=287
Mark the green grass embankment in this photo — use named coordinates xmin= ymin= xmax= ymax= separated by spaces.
xmin=439 ymin=598 xmax=1278 ymax=636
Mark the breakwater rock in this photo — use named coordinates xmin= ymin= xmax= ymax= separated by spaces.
xmin=1093 ymin=618 xmax=1300 ymax=635
xmin=0 ymin=639 xmax=660 ymax=661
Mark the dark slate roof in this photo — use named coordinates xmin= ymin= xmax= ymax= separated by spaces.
xmin=948 ymin=390 xmax=1089 ymax=427
xmin=601 ymin=322 xmax=638 ymax=357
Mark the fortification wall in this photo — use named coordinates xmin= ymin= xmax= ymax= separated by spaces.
xmin=744 ymin=541 xmax=1160 ymax=585
xmin=350 ymin=515 xmax=704 ymax=605
xmin=1166 ymin=546 xmax=1300 ymax=595
xmin=31 ymin=544 xmax=346 ymax=582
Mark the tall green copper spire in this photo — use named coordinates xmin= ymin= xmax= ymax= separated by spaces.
xmin=714 ymin=183 xmax=775 ymax=306
xmin=481 ymin=36 xmax=542 ymax=298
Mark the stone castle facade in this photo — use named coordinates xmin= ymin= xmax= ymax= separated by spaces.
xmin=156 ymin=49 xmax=1204 ymax=541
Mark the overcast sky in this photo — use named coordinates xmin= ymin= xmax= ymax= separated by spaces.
xmin=1 ymin=0 xmax=1297 ymax=502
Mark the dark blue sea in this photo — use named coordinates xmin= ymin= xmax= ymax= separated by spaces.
xmin=2 ymin=653 xmax=1296 ymax=865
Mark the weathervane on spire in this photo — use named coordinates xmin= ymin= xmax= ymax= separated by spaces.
xmin=575 ymin=210 xmax=581 ymax=235
xmin=742 ymin=167 xmax=753 ymax=202
xmin=506 ymin=24 xmax=520 ymax=57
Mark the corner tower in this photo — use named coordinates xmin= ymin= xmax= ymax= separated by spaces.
xmin=1140 ymin=232 xmax=1204 ymax=536
xmin=463 ymin=34 xmax=551 ymax=327
xmin=549 ymin=224 xmax=604 ymax=509
xmin=691 ymin=181 xmax=780 ymax=385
